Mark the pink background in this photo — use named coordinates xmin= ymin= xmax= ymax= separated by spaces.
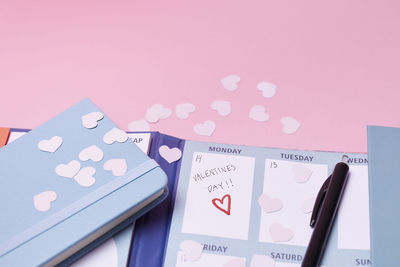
xmin=1 ymin=0 xmax=400 ymax=153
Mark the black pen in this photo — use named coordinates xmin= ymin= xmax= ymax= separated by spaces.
xmin=301 ymin=162 xmax=350 ymax=267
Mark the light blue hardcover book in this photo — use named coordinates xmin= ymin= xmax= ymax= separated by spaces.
xmin=367 ymin=125 xmax=400 ymax=267
xmin=0 ymin=99 xmax=168 ymax=266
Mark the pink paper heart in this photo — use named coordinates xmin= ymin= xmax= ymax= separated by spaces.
xmin=179 ymin=240 xmax=203 ymax=262
xmin=292 ymin=164 xmax=313 ymax=183
xmin=269 ymin=222 xmax=294 ymax=242
xmin=250 ymin=254 xmax=275 ymax=267
xmin=258 ymin=194 xmax=283 ymax=213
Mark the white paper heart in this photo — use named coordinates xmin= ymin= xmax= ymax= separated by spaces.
xmin=74 ymin=167 xmax=96 ymax=187
xmin=159 ymin=145 xmax=182 ymax=163
xmin=103 ymin=128 xmax=128 ymax=145
xmin=223 ymin=258 xmax=246 ymax=267
xmin=103 ymin=159 xmax=127 ymax=176
xmin=145 ymin=104 xmax=172 ymax=123
xmin=211 ymin=100 xmax=231 ymax=116
xmin=33 ymin=191 xmax=57 ymax=212
xmin=258 ymin=194 xmax=283 ymax=213
xmin=79 ymin=145 xmax=104 ymax=162
xmin=269 ymin=222 xmax=294 ymax=242
xmin=249 ymin=105 xmax=270 ymax=122
xmin=128 ymin=120 xmax=150 ymax=131
xmin=193 ymin=120 xmax=216 ymax=136
xmin=281 ymin=117 xmax=300 ymax=134
xmin=257 ymin=81 xmax=277 ymax=98
xmin=176 ymin=103 xmax=196 ymax=119
xmin=55 ymin=160 xmax=81 ymax=178
xmin=292 ymin=164 xmax=313 ymax=183
xmin=221 ymin=75 xmax=240 ymax=91
xmin=250 ymin=254 xmax=275 ymax=267
xmin=302 ymin=197 xmax=315 ymax=214
xmin=38 ymin=136 xmax=62 ymax=153
xmin=179 ymin=240 xmax=203 ymax=262
xmin=82 ymin=112 xmax=104 ymax=129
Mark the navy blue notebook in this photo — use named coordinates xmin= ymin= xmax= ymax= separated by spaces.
xmin=128 ymin=132 xmax=185 ymax=267
xmin=129 ymin=134 xmax=371 ymax=267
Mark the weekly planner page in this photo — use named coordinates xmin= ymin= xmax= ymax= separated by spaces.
xmin=163 ymin=141 xmax=370 ymax=267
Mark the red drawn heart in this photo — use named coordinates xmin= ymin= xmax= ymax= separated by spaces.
xmin=212 ymin=194 xmax=231 ymax=215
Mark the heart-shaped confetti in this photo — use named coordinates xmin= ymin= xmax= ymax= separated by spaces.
xmin=250 ymin=254 xmax=275 ymax=267
xmin=38 ymin=136 xmax=62 ymax=153
xmin=79 ymin=145 xmax=104 ymax=162
xmin=212 ymin=194 xmax=231 ymax=215
xmin=128 ymin=119 xmax=150 ymax=131
xmin=74 ymin=167 xmax=96 ymax=187
xmin=292 ymin=164 xmax=313 ymax=183
xmin=82 ymin=112 xmax=104 ymax=129
xmin=194 ymin=120 xmax=216 ymax=136
xmin=179 ymin=240 xmax=203 ymax=262
xmin=145 ymin=104 xmax=171 ymax=123
xmin=55 ymin=160 xmax=81 ymax=178
xmin=103 ymin=128 xmax=128 ymax=145
xmin=269 ymin=222 xmax=294 ymax=242
xmin=249 ymin=105 xmax=270 ymax=122
xmin=281 ymin=117 xmax=300 ymax=134
xmin=211 ymin=100 xmax=231 ymax=116
xmin=257 ymin=81 xmax=277 ymax=98
xmin=221 ymin=75 xmax=240 ymax=91
xmin=258 ymin=194 xmax=283 ymax=213
xmin=176 ymin=103 xmax=196 ymax=119
xmin=104 ymin=158 xmax=127 ymax=176
xmin=33 ymin=191 xmax=57 ymax=212
xmin=159 ymin=145 xmax=182 ymax=163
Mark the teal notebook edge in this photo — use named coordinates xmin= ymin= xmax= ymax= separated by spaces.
xmin=0 ymin=99 xmax=168 ymax=266
xmin=367 ymin=125 xmax=400 ymax=267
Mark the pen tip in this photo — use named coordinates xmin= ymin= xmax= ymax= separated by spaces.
xmin=310 ymin=219 xmax=315 ymax=228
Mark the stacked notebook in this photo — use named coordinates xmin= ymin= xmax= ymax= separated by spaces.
xmin=0 ymin=99 xmax=168 ymax=266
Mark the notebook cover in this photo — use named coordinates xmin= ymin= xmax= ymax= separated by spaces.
xmin=0 ymin=99 xmax=168 ymax=266
xmin=367 ymin=125 xmax=400 ymax=267
xmin=4 ymin=129 xmax=156 ymax=267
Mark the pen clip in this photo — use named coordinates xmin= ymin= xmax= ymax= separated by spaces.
xmin=309 ymin=175 xmax=332 ymax=228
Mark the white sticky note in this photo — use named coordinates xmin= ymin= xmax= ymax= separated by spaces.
xmin=337 ymin=165 xmax=370 ymax=250
xmin=259 ymin=159 xmax=328 ymax=246
xmin=181 ymin=152 xmax=255 ymax=240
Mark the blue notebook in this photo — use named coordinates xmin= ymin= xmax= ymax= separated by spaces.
xmin=0 ymin=99 xmax=168 ymax=266
xmin=4 ymin=129 xmax=156 ymax=267
xmin=367 ymin=125 xmax=400 ymax=267
xmin=129 ymin=133 xmax=371 ymax=267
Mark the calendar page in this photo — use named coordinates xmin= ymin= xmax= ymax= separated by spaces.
xmin=163 ymin=141 xmax=370 ymax=267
